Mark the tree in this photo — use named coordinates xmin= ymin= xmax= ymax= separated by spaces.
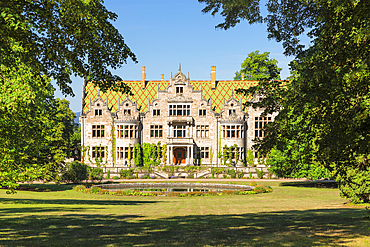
xmin=200 ymin=0 xmax=370 ymax=202
xmin=1 ymin=0 xmax=136 ymax=191
xmin=234 ymin=50 xmax=281 ymax=81
xmin=0 ymin=57 xmax=76 ymax=189
xmin=1 ymin=0 xmax=137 ymax=96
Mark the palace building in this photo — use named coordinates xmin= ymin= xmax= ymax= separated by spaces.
xmin=79 ymin=65 xmax=274 ymax=172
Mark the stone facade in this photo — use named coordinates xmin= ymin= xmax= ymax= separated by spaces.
xmin=80 ymin=65 xmax=275 ymax=172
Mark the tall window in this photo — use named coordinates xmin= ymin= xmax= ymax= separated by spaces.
xmin=173 ymin=125 xmax=186 ymax=138
xmin=255 ymin=117 xmax=272 ymax=138
xmin=196 ymin=125 xmax=209 ymax=138
xmin=169 ymin=104 xmax=190 ymax=116
xmin=117 ymin=125 xmax=138 ymax=139
xmin=153 ymin=109 xmax=160 ymax=116
xmin=199 ymin=109 xmax=206 ymax=116
xmin=117 ymin=147 xmax=129 ymax=159
xmin=95 ymin=109 xmax=102 ymax=116
xmin=199 ymin=147 xmax=209 ymax=159
xmin=92 ymin=146 xmax=105 ymax=158
xmin=92 ymin=125 xmax=105 ymax=138
xmin=222 ymin=125 xmax=244 ymax=138
xmin=150 ymin=125 xmax=163 ymax=138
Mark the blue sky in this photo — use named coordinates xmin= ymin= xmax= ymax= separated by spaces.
xmin=55 ymin=0 xmax=297 ymax=112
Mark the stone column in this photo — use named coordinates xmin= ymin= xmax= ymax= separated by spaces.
xmin=187 ymin=146 xmax=190 ymax=165
xmin=166 ymin=145 xmax=170 ymax=165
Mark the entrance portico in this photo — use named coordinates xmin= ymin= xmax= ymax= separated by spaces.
xmin=167 ymin=144 xmax=194 ymax=166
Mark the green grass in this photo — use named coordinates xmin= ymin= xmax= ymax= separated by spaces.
xmin=0 ymin=181 xmax=369 ymax=246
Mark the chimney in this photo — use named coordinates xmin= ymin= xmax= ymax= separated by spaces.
xmin=211 ymin=66 xmax=216 ymax=89
xmin=142 ymin=66 xmax=146 ymax=88
xmin=161 ymin=74 xmax=164 ymax=81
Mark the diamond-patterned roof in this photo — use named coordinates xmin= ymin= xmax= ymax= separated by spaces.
xmin=83 ymin=80 xmax=257 ymax=114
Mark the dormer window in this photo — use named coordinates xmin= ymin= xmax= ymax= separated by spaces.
xmin=199 ymin=109 xmax=206 ymax=116
xmin=153 ymin=109 xmax=160 ymax=116
xmin=176 ymin=86 xmax=183 ymax=94
xmin=228 ymin=109 xmax=236 ymax=115
xmin=123 ymin=109 xmax=131 ymax=115
xmin=95 ymin=109 xmax=102 ymax=116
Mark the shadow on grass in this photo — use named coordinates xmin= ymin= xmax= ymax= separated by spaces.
xmin=0 ymin=197 xmax=158 ymax=207
xmin=0 ymin=208 xmax=368 ymax=246
xmin=279 ymin=181 xmax=338 ymax=189
xmin=15 ymin=181 xmax=125 ymax=192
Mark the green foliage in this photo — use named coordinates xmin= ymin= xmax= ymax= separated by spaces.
xmin=237 ymin=172 xmax=244 ymax=179
xmin=134 ymin=144 xmax=143 ymax=167
xmin=128 ymin=143 xmax=132 ymax=166
xmin=256 ymin=169 xmax=265 ymax=179
xmin=87 ymin=167 xmax=103 ymax=182
xmin=106 ymin=169 xmax=110 ymax=179
xmin=246 ymin=149 xmax=254 ymax=167
xmin=234 ymin=50 xmax=281 ymax=80
xmin=234 ymin=144 xmax=240 ymax=165
xmin=68 ymin=126 xmax=81 ymax=160
xmin=1 ymin=0 xmax=137 ymax=96
xmin=337 ymin=161 xmax=370 ymax=204
xmin=266 ymin=148 xmax=332 ymax=180
xmin=200 ymin=0 xmax=370 ymax=201
xmin=62 ymin=161 xmax=88 ymax=183
xmin=226 ymin=169 xmax=236 ymax=178
xmin=141 ymin=143 xmax=162 ymax=167
xmin=253 ymin=185 xmax=272 ymax=193
xmin=0 ymin=51 xmax=76 ymax=190
xmin=211 ymin=167 xmax=224 ymax=178
xmin=162 ymin=144 xmax=167 ymax=165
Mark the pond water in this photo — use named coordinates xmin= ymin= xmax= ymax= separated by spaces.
xmin=93 ymin=183 xmax=254 ymax=193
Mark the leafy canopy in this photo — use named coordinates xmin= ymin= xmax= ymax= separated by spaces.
xmin=200 ymin=0 xmax=370 ymax=202
xmin=234 ymin=50 xmax=281 ymax=80
xmin=0 ymin=0 xmax=137 ymax=96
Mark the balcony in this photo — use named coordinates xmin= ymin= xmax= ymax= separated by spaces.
xmin=167 ymin=116 xmax=193 ymax=124
xmin=167 ymin=137 xmax=194 ymax=145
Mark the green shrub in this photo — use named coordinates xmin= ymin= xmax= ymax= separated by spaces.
xmin=257 ymin=169 xmax=265 ymax=179
xmin=140 ymin=173 xmax=150 ymax=179
xmin=338 ymin=165 xmax=370 ymax=203
xmin=253 ymin=185 xmax=272 ymax=193
xmin=250 ymin=181 xmax=257 ymax=186
xmin=120 ymin=169 xmax=134 ymax=179
xmin=221 ymin=190 xmax=238 ymax=195
xmin=106 ymin=169 xmax=110 ymax=179
xmin=88 ymin=167 xmax=103 ymax=182
xmin=238 ymin=190 xmax=257 ymax=195
xmin=185 ymin=191 xmax=204 ymax=197
xmin=62 ymin=161 xmax=88 ymax=183
xmin=237 ymin=172 xmax=244 ymax=179
xmin=205 ymin=191 xmax=219 ymax=196
xmin=112 ymin=176 xmax=120 ymax=179
xmin=73 ymin=185 xmax=87 ymax=192
xmin=226 ymin=169 xmax=236 ymax=178
xmin=90 ymin=187 xmax=101 ymax=193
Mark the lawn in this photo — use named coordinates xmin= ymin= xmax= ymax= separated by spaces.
xmin=0 ymin=181 xmax=369 ymax=246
